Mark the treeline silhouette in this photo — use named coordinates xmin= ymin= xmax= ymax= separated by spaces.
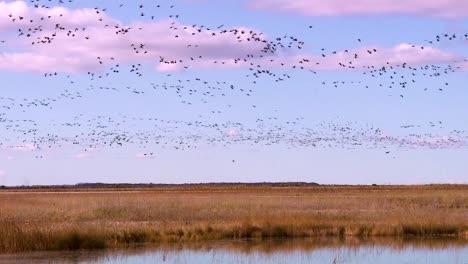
xmin=0 ymin=182 xmax=320 ymax=190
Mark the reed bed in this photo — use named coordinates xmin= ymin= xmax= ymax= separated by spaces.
xmin=0 ymin=185 xmax=466 ymax=252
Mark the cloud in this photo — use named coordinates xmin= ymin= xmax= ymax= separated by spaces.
xmin=175 ymin=43 xmax=460 ymax=71
xmin=0 ymin=170 xmax=5 ymax=176
xmin=373 ymin=133 xmax=467 ymax=149
xmin=135 ymin=153 xmax=146 ymax=158
xmin=2 ymin=144 xmax=36 ymax=152
xmin=248 ymin=0 xmax=468 ymax=18
xmin=226 ymin=129 xmax=239 ymax=136
xmin=0 ymin=1 xmax=268 ymax=73
xmin=135 ymin=153 xmax=156 ymax=159
xmin=459 ymin=60 xmax=468 ymax=71
xmin=73 ymin=152 xmax=91 ymax=159
xmin=73 ymin=147 xmax=98 ymax=159
xmin=410 ymin=136 xmax=466 ymax=147
xmin=0 ymin=1 xmax=462 ymax=74
xmin=309 ymin=43 xmax=459 ymax=70
xmin=0 ymin=0 xmax=116 ymax=31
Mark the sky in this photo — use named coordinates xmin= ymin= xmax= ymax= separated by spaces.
xmin=0 ymin=0 xmax=467 ymax=186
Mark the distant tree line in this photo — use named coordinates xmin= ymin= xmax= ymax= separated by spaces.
xmin=0 ymin=182 xmax=320 ymax=189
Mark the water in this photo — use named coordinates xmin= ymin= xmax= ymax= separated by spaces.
xmin=1 ymin=239 xmax=467 ymax=264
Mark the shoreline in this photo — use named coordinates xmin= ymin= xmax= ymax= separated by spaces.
xmin=2 ymin=222 xmax=466 ymax=253
xmin=1 ymin=237 xmax=466 ymax=263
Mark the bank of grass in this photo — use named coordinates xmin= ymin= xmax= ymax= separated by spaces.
xmin=0 ymin=185 xmax=467 ymax=252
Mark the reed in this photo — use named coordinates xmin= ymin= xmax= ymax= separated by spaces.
xmin=0 ymin=185 xmax=466 ymax=252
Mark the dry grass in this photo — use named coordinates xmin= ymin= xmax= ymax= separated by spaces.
xmin=0 ymin=185 xmax=467 ymax=252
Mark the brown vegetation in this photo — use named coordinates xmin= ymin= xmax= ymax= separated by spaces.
xmin=0 ymin=184 xmax=466 ymax=252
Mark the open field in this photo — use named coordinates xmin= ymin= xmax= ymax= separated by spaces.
xmin=0 ymin=184 xmax=467 ymax=253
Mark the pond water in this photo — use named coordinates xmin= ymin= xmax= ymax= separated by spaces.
xmin=1 ymin=238 xmax=467 ymax=264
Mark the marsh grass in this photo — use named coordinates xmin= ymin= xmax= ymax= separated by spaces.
xmin=0 ymin=185 xmax=466 ymax=252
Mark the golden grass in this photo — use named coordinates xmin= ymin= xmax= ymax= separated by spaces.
xmin=0 ymin=185 xmax=467 ymax=252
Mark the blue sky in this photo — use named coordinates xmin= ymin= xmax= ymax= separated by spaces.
xmin=0 ymin=0 xmax=467 ymax=185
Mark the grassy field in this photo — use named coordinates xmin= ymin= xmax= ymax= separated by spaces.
xmin=0 ymin=184 xmax=467 ymax=253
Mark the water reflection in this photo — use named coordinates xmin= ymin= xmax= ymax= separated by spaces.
xmin=1 ymin=238 xmax=467 ymax=264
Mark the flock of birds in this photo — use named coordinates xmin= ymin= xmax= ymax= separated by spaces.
xmin=1 ymin=0 xmax=467 ymax=160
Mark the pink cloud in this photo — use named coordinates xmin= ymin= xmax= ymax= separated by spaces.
xmin=0 ymin=1 xmax=116 ymax=31
xmin=174 ymin=43 xmax=460 ymax=71
xmin=0 ymin=1 xmax=463 ymax=74
xmin=0 ymin=155 xmax=15 ymax=160
xmin=458 ymin=60 xmax=468 ymax=71
xmin=309 ymin=43 xmax=459 ymax=70
xmin=135 ymin=153 xmax=156 ymax=159
xmin=73 ymin=152 xmax=91 ymax=159
xmin=248 ymin=0 xmax=468 ymax=18
xmin=73 ymin=147 xmax=97 ymax=159
xmin=0 ymin=170 xmax=5 ymax=176
xmin=0 ymin=20 xmax=266 ymax=73
xmin=226 ymin=129 xmax=239 ymax=136
xmin=373 ymin=133 xmax=466 ymax=149
xmin=135 ymin=153 xmax=147 ymax=158
xmin=410 ymin=136 xmax=466 ymax=147
xmin=2 ymin=144 xmax=36 ymax=152
xmin=0 ymin=1 xmax=268 ymax=73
